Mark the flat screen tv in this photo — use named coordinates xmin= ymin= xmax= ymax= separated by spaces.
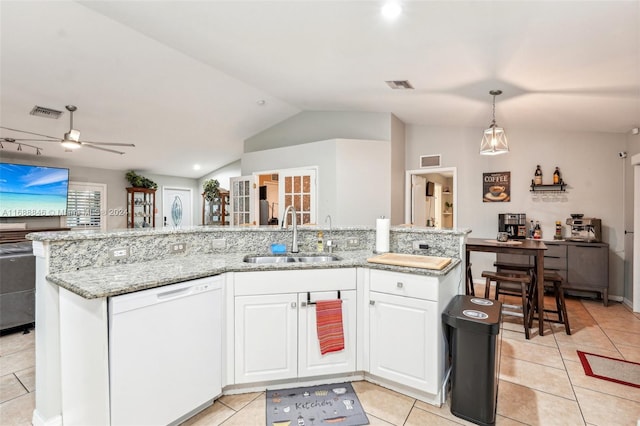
xmin=0 ymin=162 xmax=69 ymax=217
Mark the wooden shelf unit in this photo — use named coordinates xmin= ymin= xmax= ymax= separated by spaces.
xmin=126 ymin=187 xmax=156 ymax=228
xmin=202 ymin=190 xmax=229 ymax=225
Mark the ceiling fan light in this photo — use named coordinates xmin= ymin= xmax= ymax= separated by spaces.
xmin=65 ymin=129 xmax=80 ymax=142
xmin=61 ymin=138 xmax=81 ymax=150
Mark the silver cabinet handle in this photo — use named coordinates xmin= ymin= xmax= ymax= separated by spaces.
xmin=291 ymin=302 xmax=297 ymax=308
xmin=369 ymin=300 xmax=375 ymax=305
xmin=397 ymin=282 xmax=404 ymax=288
xmin=300 ymin=301 xmax=307 ymax=307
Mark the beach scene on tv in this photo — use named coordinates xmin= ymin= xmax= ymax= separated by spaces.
xmin=0 ymin=163 xmax=69 ymax=217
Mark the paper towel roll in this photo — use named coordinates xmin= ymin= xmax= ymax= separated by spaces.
xmin=376 ymin=217 xmax=390 ymax=253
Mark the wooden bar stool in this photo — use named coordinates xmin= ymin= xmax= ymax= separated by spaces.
xmin=482 ymin=270 xmax=535 ymax=339
xmin=529 ymin=271 xmax=571 ymax=335
xmin=466 ymin=262 xmax=475 ymax=296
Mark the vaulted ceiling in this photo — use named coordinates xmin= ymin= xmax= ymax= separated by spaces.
xmin=1 ymin=1 xmax=638 ymax=178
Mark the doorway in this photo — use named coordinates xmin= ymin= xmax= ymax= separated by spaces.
xmin=405 ymin=167 xmax=457 ymax=228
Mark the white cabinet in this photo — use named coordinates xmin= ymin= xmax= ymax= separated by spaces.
xmin=366 ymin=268 xmax=460 ymax=401
xmin=369 ymin=292 xmax=437 ymax=393
xmin=234 ymin=293 xmax=298 ymax=383
xmin=233 ymin=269 xmax=357 ymax=384
xmin=298 ymin=290 xmax=357 ymax=377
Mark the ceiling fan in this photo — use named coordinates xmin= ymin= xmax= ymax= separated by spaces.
xmin=0 ymin=105 xmax=135 ymax=155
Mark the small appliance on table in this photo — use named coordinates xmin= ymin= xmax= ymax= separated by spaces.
xmin=566 ymin=214 xmax=602 ymax=242
xmin=498 ymin=213 xmax=527 ymax=239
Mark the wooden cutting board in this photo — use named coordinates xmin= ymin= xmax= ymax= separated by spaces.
xmin=367 ymin=253 xmax=452 ymax=270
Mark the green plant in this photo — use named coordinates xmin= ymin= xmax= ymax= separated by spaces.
xmin=125 ymin=171 xmax=157 ymax=189
xmin=444 ymin=201 xmax=453 ymax=210
xmin=203 ymin=179 xmax=220 ymax=202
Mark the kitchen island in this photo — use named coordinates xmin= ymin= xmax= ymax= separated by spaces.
xmin=28 ymin=225 xmax=469 ymax=426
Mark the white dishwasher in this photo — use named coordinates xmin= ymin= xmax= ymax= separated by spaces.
xmin=109 ymin=276 xmax=223 ymax=426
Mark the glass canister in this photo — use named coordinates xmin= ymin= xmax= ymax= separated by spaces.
xmin=554 ymin=221 xmax=563 ymax=240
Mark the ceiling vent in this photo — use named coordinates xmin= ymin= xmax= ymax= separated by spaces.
xmin=385 ymin=80 xmax=414 ymax=90
xmin=420 ymin=154 xmax=442 ymax=168
xmin=30 ymin=105 xmax=63 ymax=119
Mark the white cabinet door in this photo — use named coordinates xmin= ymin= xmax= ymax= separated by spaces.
xmin=298 ymin=290 xmax=357 ymax=378
xmin=229 ymin=175 xmax=256 ymax=225
xmin=369 ymin=291 xmax=438 ymax=393
xmin=234 ymin=293 xmax=298 ymax=384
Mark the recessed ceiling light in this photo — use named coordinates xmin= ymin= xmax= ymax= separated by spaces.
xmin=193 ymin=164 xmax=201 ymax=171
xmin=256 ymin=100 xmax=266 ymax=106
xmin=381 ymin=2 xmax=402 ymax=20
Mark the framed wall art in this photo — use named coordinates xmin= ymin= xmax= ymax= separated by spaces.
xmin=483 ymin=171 xmax=510 ymax=202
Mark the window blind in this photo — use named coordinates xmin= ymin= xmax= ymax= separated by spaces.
xmin=66 ymin=189 xmax=102 ymax=228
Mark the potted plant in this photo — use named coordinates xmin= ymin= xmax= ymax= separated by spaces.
xmin=202 ymin=179 xmax=220 ymax=202
xmin=125 ymin=171 xmax=157 ymax=189
xmin=444 ymin=201 xmax=453 ymax=213
xmin=202 ymin=179 xmax=220 ymax=224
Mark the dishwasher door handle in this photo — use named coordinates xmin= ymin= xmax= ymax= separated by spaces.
xmin=156 ymin=287 xmax=192 ymax=300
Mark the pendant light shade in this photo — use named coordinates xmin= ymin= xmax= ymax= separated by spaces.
xmin=480 ymin=90 xmax=509 ymax=155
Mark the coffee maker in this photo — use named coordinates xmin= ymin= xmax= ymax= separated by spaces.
xmin=498 ymin=213 xmax=527 ymax=239
xmin=566 ymin=215 xmax=602 ymax=242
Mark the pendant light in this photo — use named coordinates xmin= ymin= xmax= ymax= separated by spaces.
xmin=480 ymin=89 xmax=509 ymax=155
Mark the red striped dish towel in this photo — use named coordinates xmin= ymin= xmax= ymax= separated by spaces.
xmin=315 ymin=299 xmax=345 ymax=355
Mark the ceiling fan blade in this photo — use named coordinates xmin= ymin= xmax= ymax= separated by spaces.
xmin=82 ymin=143 xmax=125 ymax=155
xmin=0 ymin=126 xmax=59 ymax=140
xmin=1 ymin=138 xmax=61 ymax=143
xmin=80 ymin=139 xmax=136 ymax=147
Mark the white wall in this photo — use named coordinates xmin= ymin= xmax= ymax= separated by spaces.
xmin=624 ymin=131 xmax=640 ymax=302
xmin=242 ymin=139 xmax=390 ymax=226
xmin=244 ymin=111 xmax=391 ymax=153
xmin=405 ymin=125 xmax=627 ymax=297
xmin=335 ymin=139 xmax=390 ymax=226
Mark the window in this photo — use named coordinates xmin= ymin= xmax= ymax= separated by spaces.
xmin=63 ymin=182 xmax=107 ymax=231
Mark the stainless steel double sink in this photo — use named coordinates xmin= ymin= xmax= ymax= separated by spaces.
xmin=243 ymin=254 xmax=341 ymax=264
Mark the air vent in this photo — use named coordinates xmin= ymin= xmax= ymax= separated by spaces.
xmin=385 ymin=80 xmax=414 ymax=90
xmin=420 ymin=154 xmax=442 ymax=168
xmin=30 ymin=105 xmax=63 ymax=119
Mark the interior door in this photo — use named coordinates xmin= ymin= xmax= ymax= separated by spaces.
xmin=162 ymin=187 xmax=192 ymax=227
xmin=229 ymin=176 xmax=256 ymax=225
xmin=412 ymin=175 xmax=427 ymax=226
xmin=278 ymin=168 xmax=317 ymax=225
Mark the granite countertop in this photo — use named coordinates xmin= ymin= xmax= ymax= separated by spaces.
xmin=46 ymin=250 xmax=461 ymax=299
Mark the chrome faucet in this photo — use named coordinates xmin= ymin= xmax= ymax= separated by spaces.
xmin=325 ymin=214 xmax=335 ymax=253
xmin=281 ymin=205 xmax=299 ymax=253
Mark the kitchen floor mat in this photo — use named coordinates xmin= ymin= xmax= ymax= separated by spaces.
xmin=577 ymin=350 xmax=640 ymax=388
xmin=266 ymin=382 xmax=369 ymax=426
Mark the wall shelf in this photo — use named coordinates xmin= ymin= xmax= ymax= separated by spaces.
xmin=530 ymin=183 xmax=567 ymax=192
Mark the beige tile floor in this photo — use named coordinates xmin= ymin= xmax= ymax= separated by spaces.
xmin=2 ymin=287 xmax=640 ymax=425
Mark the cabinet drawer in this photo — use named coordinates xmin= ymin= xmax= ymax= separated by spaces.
xmin=544 ymin=243 xmax=567 ymax=258
xmin=543 ymin=256 xmax=566 ymax=270
xmin=369 ymin=269 xmax=439 ymax=301
xmin=234 ymin=268 xmax=356 ymax=295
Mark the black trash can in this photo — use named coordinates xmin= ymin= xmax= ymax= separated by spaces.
xmin=442 ymin=294 xmax=502 ymax=426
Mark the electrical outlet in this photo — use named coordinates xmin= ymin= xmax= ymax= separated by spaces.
xmin=170 ymin=243 xmax=186 ymax=253
xmin=109 ymin=247 xmax=129 ymax=259
xmin=412 ymin=241 xmax=430 ymax=250
xmin=347 ymin=238 xmax=359 ymax=248
xmin=211 ymin=238 xmax=226 ymax=249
